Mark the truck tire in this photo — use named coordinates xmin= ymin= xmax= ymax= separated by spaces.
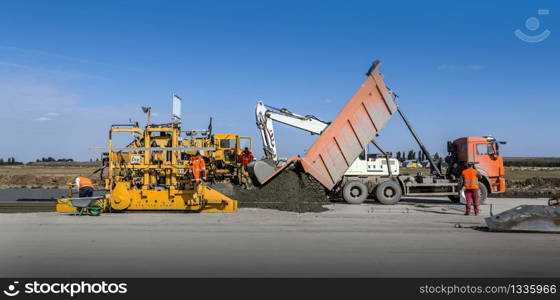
xmin=342 ymin=181 xmax=368 ymax=204
xmin=478 ymin=184 xmax=488 ymax=205
xmin=375 ymin=180 xmax=402 ymax=205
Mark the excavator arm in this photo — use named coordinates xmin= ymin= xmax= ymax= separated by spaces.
xmin=255 ymin=101 xmax=329 ymax=165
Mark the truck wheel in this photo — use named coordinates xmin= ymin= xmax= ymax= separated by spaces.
xmin=375 ymin=180 xmax=402 ymax=205
xmin=478 ymin=184 xmax=488 ymax=205
xmin=342 ymin=181 xmax=368 ymax=204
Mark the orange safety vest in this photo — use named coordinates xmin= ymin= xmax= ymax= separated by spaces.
xmin=78 ymin=176 xmax=94 ymax=188
xmin=462 ymin=168 xmax=479 ymax=190
xmin=191 ymin=156 xmax=206 ymax=182
xmin=241 ymin=151 xmax=254 ymax=166
xmin=189 ymin=156 xmax=195 ymax=171
xmin=194 ymin=156 xmax=206 ymax=171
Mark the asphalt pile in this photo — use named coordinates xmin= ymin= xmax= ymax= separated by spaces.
xmin=213 ymin=164 xmax=329 ymax=213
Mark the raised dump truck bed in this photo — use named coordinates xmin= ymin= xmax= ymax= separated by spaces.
xmin=261 ymin=61 xmax=398 ymax=190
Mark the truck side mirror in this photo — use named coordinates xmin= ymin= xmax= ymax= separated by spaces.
xmin=447 ymin=141 xmax=454 ymax=153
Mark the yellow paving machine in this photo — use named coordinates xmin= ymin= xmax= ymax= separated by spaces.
xmin=183 ymin=123 xmax=252 ymax=183
xmin=57 ymin=97 xmax=238 ymax=213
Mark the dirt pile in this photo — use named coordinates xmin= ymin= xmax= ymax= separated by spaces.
xmin=212 ymin=164 xmax=329 ymax=213
xmin=0 ymin=174 xmax=73 ymax=189
xmin=497 ymin=177 xmax=560 ymax=198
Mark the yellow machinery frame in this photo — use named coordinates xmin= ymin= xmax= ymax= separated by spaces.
xmin=57 ymin=123 xmax=237 ymax=213
xmin=183 ymin=132 xmax=252 ymax=183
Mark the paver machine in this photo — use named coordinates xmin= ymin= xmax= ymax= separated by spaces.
xmin=183 ymin=120 xmax=252 ymax=184
xmin=56 ymin=96 xmax=237 ymax=214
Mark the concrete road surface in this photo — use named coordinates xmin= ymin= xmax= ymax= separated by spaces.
xmin=1 ymin=197 xmax=559 ymax=277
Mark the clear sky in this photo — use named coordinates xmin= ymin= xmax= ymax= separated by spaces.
xmin=0 ymin=0 xmax=558 ymax=162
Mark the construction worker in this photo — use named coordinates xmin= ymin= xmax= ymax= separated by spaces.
xmin=240 ymin=147 xmax=254 ymax=172
xmin=75 ymin=175 xmax=94 ymax=198
xmin=462 ymin=162 xmax=480 ymax=216
xmin=190 ymin=152 xmax=207 ymax=183
xmin=238 ymin=147 xmax=254 ymax=189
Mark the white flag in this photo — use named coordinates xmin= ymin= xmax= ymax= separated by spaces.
xmin=172 ymin=94 xmax=182 ymax=123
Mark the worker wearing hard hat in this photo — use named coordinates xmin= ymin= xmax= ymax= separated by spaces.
xmin=462 ymin=162 xmax=480 ymax=216
xmin=75 ymin=175 xmax=94 ymax=198
xmin=190 ymin=152 xmax=207 ymax=183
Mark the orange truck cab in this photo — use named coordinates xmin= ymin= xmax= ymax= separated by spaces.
xmin=446 ymin=136 xmax=507 ymax=196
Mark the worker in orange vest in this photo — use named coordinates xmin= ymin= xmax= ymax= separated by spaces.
xmin=190 ymin=152 xmax=207 ymax=183
xmin=75 ymin=175 xmax=94 ymax=198
xmin=240 ymin=147 xmax=254 ymax=172
xmin=462 ymin=162 xmax=480 ymax=216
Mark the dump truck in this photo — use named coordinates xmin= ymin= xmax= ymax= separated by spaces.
xmin=250 ymin=60 xmax=506 ymax=204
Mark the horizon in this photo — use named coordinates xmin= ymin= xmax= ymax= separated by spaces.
xmin=2 ymin=155 xmax=560 ymax=164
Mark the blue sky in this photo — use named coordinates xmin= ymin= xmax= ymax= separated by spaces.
xmin=0 ymin=0 xmax=558 ymax=162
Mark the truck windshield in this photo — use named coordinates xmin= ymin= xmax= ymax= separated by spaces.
xmin=476 ymin=144 xmax=495 ymax=156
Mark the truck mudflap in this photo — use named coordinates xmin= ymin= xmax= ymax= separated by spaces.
xmin=485 ymin=205 xmax=560 ymax=233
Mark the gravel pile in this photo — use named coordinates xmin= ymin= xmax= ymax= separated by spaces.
xmin=212 ymin=164 xmax=329 ymax=213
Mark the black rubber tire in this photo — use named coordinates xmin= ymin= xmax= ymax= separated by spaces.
xmin=375 ymin=180 xmax=402 ymax=205
xmin=478 ymin=184 xmax=488 ymax=205
xmin=342 ymin=181 xmax=368 ymax=204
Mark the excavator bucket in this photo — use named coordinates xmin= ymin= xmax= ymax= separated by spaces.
xmin=257 ymin=60 xmax=398 ymax=189
xmin=485 ymin=205 xmax=560 ymax=233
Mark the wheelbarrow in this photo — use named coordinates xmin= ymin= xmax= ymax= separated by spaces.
xmin=57 ymin=196 xmax=105 ymax=216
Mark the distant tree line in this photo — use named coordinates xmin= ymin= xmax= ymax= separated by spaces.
xmin=394 ymin=150 xmax=441 ymax=162
xmin=35 ymin=157 xmax=74 ymax=162
xmin=0 ymin=156 xmax=101 ymax=165
xmin=0 ymin=157 xmax=23 ymax=165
